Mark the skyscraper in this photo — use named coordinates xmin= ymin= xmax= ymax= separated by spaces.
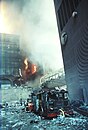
xmin=0 ymin=33 xmax=22 ymax=83
xmin=54 ymin=0 xmax=88 ymax=104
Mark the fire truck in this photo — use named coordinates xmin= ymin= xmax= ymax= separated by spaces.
xmin=27 ymin=86 xmax=73 ymax=118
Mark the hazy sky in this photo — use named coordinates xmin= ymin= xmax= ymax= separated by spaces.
xmin=0 ymin=0 xmax=63 ymax=72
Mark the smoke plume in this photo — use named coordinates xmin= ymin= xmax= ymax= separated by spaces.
xmin=0 ymin=0 xmax=63 ymax=73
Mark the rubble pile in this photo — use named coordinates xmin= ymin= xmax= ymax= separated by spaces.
xmin=0 ymin=86 xmax=88 ymax=130
xmin=0 ymin=102 xmax=88 ymax=130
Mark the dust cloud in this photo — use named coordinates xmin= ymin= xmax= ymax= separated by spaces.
xmin=0 ymin=0 xmax=63 ymax=73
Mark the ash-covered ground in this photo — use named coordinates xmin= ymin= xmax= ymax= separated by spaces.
xmin=0 ymin=85 xmax=88 ymax=130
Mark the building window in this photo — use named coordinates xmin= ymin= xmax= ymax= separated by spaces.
xmin=58 ymin=0 xmax=82 ymax=31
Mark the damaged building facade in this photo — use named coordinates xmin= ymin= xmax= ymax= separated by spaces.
xmin=0 ymin=33 xmax=22 ymax=84
xmin=53 ymin=0 xmax=88 ymax=104
xmin=0 ymin=33 xmax=43 ymax=85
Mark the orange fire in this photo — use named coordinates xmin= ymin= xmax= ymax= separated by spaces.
xmin=32 ymin=64 xmax=37 ymax=74
xmin=24 ymin=58 xmax=28 ymax=70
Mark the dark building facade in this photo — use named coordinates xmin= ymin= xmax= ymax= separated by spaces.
xmin=54 ymin=0 xmax=88 ymax=104
xmin=0 ymin=33 xmax=22 ymax=83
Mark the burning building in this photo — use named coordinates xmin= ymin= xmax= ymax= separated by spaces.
xmin=53 ymin=0 xmax=88 ymax=104
xmin=21 ymin=57 xmax=43 ymax=82
xmin=22 ymin=58 xmax=37 ymax=81
xmin=0 ymin=33 xmax=43 ymax=85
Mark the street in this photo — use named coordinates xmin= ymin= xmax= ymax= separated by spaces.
xmin=0 ymin=86 xmax=88 ymax=130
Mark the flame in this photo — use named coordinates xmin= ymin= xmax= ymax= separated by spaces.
xmin=32 ymin=64 xmax=37 ymax=74
xmin=24 ymin=58 xmax=28 ymax=70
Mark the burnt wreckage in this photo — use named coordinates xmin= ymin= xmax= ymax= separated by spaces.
xmin=27 ymin=85 xmax=73 ymax=118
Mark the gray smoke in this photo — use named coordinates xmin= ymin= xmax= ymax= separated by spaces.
xmin=0 ymin=0 xmax=63 ymax=73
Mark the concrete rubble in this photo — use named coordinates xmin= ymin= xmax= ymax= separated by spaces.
xmin=0 ymin=101 xmax=88 ymax=130
xmin=0 ymin=86 xmax=88 ymax=130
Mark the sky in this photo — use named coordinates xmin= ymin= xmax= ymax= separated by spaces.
xmin=0 ymin=0 xmax=63 ymax=73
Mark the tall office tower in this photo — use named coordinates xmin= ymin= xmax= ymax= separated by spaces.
xmin=0 ymin=33 xmax=21 ymax=80
xmin=53 ymin=0 xmax=88 ymax=104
